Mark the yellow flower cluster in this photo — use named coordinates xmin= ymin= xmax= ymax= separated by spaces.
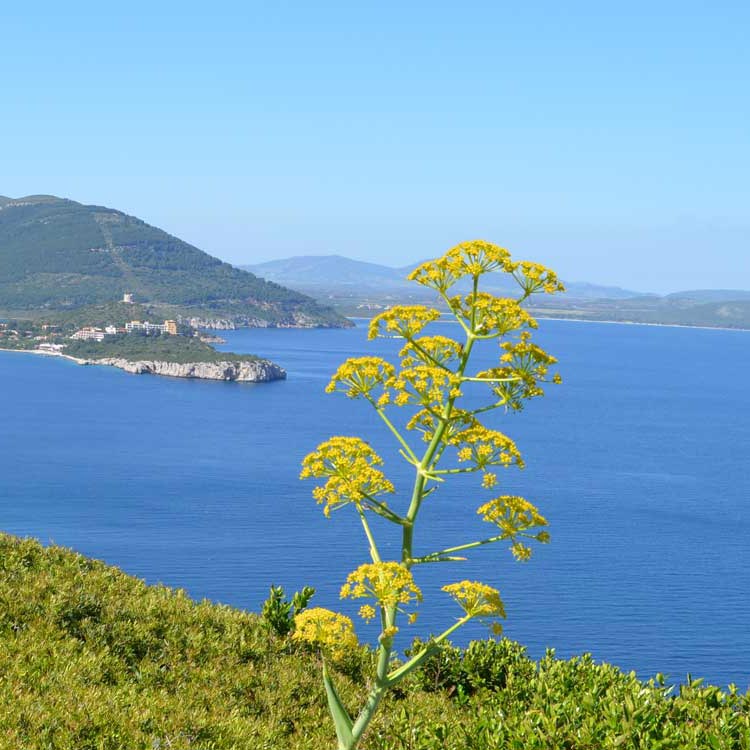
xmin=406 ymin=408 xmax=476 ymax=444
xmin=399 ymin=335 xmax=462 ymax=368
xmin=340 ymin=562 xmax=422 ymax=619
xmin=442 ymin=580 xmax=506 ymax=625
xmin=477 ymin=495 xmax=550 ymax=561
xmin=448 ymin=293 xmax=537 ymax=337
xmin=407 ymin=240 xmax=514 ymax=292
xmin=300 ymin=436 xmax=394 ymax=517
xmin=390 ymin=365 xmax=463 ymax=409
xmin=380 ymin=625 xmax=399 ymax=642
xmin=450 ymin=425 xmax=524 ymax=470
xmin=512 ymin=261 xmax=565 ymax=296
xmin=368 ymin=305 xmax=441 ymax=340
xmin=293 ymin=607 xmax=359 ymax=660
xmin=325 ymin=356 xmax=395 ymax=400
xmin=476 ymin=332 xmax=561 ymax=410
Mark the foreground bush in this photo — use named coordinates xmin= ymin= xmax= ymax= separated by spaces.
xmin=0 ymin=534 xmax=748 ymax=749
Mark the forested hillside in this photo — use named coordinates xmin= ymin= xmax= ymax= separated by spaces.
xmin=0 ymin=195 xmax=347 ymax=327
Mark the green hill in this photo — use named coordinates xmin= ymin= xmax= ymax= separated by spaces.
xmin=0 ymin=195 xmax=348 ymax=327
xmin=1 ymin=533 xmax=748 ymax=749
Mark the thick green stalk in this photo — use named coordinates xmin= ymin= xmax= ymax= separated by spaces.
xmin=401 ymin=330 xmax=477 ymax=565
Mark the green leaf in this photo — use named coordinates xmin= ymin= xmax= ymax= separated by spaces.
xmin=323 ymin=663 xmax=354 ymax=750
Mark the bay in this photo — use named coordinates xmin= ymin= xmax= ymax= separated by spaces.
xmin=1 ymin=319 xmax=748 ymax=689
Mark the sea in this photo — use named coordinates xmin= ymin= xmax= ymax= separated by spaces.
xmin=2 ymin=319 xmax=749 ymax=689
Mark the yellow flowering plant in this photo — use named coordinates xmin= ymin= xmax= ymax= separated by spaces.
xmin=297 ymin=240 xmax=563 ymax=750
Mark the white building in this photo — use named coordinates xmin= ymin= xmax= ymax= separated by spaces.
xmin=71 ymin=327 xmax=106 ymax=341
xmin=125 ymin=320 xmax=167 ymax=334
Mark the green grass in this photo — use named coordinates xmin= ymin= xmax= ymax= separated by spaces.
xmin=1 ymin=533 xmax=748 ymax=749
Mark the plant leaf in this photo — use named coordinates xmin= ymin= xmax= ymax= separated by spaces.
xmin=323 ymin=663 xmax=354 ymax=749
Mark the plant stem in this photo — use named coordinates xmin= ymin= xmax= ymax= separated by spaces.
xmin=386 ymin=615 xmax=472 ymax=685
xmin=410 ymin=534 xmax=508 ymax=564
xmin=357 ymin=506 xmax=381 ymax=563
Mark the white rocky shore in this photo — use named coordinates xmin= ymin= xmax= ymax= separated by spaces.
xmin=83 ymin=357 xmax=286 ymax=381
xmin=0 ymin=347 xmax=286 ymax=381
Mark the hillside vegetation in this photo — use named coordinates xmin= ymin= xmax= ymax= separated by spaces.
xmin=1 ymin=534 xmax=748 ymax=749
xmin=64 ymin=333 xmax=259 ymax=364
xmin=0 ymin=196 xmax=346 ymax=327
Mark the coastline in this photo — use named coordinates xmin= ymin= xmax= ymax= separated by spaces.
xmin=0 ymin=347 xmax=286 ymax=382
xmin=531 ymin=314 xmax=750 ymax=333
xmin=415 ymin=314 xmax=750 ymax=334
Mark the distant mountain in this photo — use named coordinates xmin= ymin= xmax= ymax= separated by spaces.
xmin=243 ymin=254 xmax=646 ymax=300
xmin=666 ymin=289 xmax=750 ymax=303
xmin=0 ymin=196 xmax=347 ymax=327
xmin=242 ymin=253 xmax=750 ymax=330
xmin=246 ymin=254 xmax=405 ymax=288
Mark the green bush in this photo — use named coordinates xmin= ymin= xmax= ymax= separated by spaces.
xmin=0 ymin=533 xmax=748 ymax=749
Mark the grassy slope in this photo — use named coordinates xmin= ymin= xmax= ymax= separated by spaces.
xmin=1 ymin=534 xmax=748 ymax=750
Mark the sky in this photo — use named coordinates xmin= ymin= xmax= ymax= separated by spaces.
xmin=2 ymin=1 xmax=748 ymax=293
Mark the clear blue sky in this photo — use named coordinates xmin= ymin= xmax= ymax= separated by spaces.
xmin=2 ymin=1 xmax=748 ymax=292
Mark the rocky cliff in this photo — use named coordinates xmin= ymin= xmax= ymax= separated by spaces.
xmin=81 ymin=357 xmax=286 ymax=382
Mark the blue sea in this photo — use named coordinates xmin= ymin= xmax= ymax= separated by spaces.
xmin=2 ymin=319 xmax=749 ymax=689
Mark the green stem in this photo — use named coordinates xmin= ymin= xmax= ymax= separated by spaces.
xmin=350 ymin=607 xmax=394 ymax=745
xmin=461 ymin=375 xmax=520 ymax=383
xmin=360 ymin=493 xmax=408 ymax=525
xmin=357 ymin=506 xmax=381 ymax=563
xmin=470 ymin=400 xmax=507 ymax=416
xmin=386 ymin=615 xmax=472 ymax=685
xmin=401 ymin=337 xmax=477 ymax=565
xmin=410 ymin=534 xmax=508 ymax=564
xmin=368 ymin=399 xmax=419 ymax=464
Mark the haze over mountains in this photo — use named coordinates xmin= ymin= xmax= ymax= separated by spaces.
xmin=243 ymin=254 xmax=644 ymax=300
xmin=0 ymin=196 xmax=345 ymax=327
xmin=242 ymin=254 xmax=750 ymax=330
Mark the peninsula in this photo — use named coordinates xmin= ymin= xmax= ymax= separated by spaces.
xmin=0 ymin=193 xmax=354 ymax=381
xmin=0 ymin=300 xmax=286 ymax=382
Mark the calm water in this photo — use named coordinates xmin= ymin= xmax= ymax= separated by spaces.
xmin=2 ymin=320 xmax=749 ymax=689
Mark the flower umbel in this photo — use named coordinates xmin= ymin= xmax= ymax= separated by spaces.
xmin=449 ymin=425 xmax=524 ymax=470
xmin=399 ymin=335 xmax=463 ymax=369
xmin=368 ymin=306 xmax=441 ymax=341
xmin=476 ymin=332 xmax=561 ymax=411
xmin=510 ymin=260 xmax=565 ymax=296
xmin=300 ymin=436 xmax=394 ymax=517
xmin=442 ymin=580 xmax=506 ymax=634
xmin=326 ymin=356 xmax=395 ymax=400
xmin=449 ymin=293 xmax=537 ymax=337
xmin=341 ymin=562 xmax=422 ymax=619
xmin=408 ymin=240 xmax=514 ymax=292
xmin=293 ymin=607 xmax=359 ymax=660
xmin=477 ymin=495 xmax=550 ymax=561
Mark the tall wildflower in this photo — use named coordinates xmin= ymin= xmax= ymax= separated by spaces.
xmin=296 ymin=240 xmax=563 ymax=749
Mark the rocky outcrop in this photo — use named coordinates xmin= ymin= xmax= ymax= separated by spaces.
xmin=81 ymin=357 xmax=286 ymax=382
